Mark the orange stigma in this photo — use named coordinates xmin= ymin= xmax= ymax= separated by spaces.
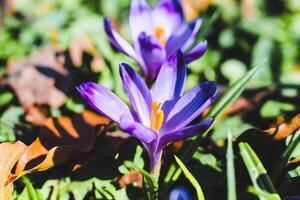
xmin=150 ymin=102 xmax=164 ymax=131
xmin=154 ymin=27 xmax=167 ymax=46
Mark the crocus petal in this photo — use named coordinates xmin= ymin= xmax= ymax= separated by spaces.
xmin=104 ymin=18 xmax=139 ymax=61
xmin=138 ymin=32 xmax=166 ymax=81
xmin=119 ymin=63 xmax=152 ymax=126
xmin=129 ymin=0 xmax=153 ymax=42
xmin=158 ymin=118 xmax=214 ymax=150
xmin=181 ymin=19 xmax=202 ymax=51
xmin=161 ymin=81 xmax=217 ymax=133
xmin=152 ymin=0 xmax=184 ymax=38
xmin=76 ymin=82 xmax=133 ymax=123
xmin=153 ymin=50 xmax=186 ymax=103
xmin=165 ymin=20 xmax=198 ymax=56
xmin=119 ymin=115 xmax=157 ymax=144
xmin=184 ymin=41 xmax=208 ymax=63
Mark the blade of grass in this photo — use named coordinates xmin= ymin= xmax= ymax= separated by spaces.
xmin=239 ymin=142 xmax=280 ymax=200
xmin=164 ymin=61 xmax=265 ymax=188
xmin=226 ymin=131 xmax=236 ymax=200
xmin=21 ymin=176 xmax=40 ymax=200
xmin=270 ymin=128 xmax=300 ymax=184
xmin=174 ymin=155 xmax=205 ymax=200
xmin=248 ymin=186 xmax=282 ymax=200
xmin=204 ymin=59 xmax=266 ymax=123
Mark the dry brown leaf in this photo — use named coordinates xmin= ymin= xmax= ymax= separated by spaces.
xmin=0 ymin=141 xmax=27 ymax=200
xmin=10 ymin=111 xmax=111 ymax=182
xmin=118 ymin=170 xmax=143 ymax=188
xmin=265 ymin=113 xmax=300 ymax=140
xmin=25 ymin=106 xmax=50 ymax=125
xmin=6 ymin=44 xmax=74 ymax=108
xmin=224 ymin=87 xmax=276 ymax=117
xmin=70 ymin=35 xmax=105 ymax=72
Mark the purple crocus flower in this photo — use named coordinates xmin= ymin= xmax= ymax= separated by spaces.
xmin=76 ymin=51 xmax=216 ymax=172
xmin=104 ymin=0 xmax=207 ymax=82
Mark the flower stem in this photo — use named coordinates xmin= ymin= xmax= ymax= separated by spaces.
xmin=151 ymin=153 xmax=162 ymax=181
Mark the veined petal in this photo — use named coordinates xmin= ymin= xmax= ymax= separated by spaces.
xmin=76 ymin=82 xmax=133 ymax=123
xmin=119 ymin=63 xmax=152 ymax=126
xmin=165 ymin=20 xmax=198 ymax=56
xmin=161 ymin=81 xmax=217 ymax=133
xmin=184 ymin=40 xmax=207 ymax=63
xmin=158 ymin=118 xmax=214 ymax=153
xmin=153 ymin=50 xmax=186 ymax=103
xmin=138 ymin=32 xmax=166 ymax=81
xmin=152 ymin=0 xmax=184 ymax=38
xmin=120 ymin=115 xmax=157 ymax=144
xmin=129 ymin=0 xmax=153 ymax=42
xmin=182 ymin=19 xmax=202 ymax=51
xmin=104 ymin=18 xmax=139 ymax=61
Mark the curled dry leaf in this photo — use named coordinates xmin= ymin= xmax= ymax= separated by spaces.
xmin=70 ymin=35 xmax=105 ymax=72
xmin=6 ymin=44 xmax=74 ymax=108
xmin=265 ymin=113 xmax=300 ymax=140
xmin=10 ymin=111 xmax=111 ymax=182
xmin=118 ymin=170 xmax=143 ymax=188
xmin=0 ymin=141 xmax=27 ymax=200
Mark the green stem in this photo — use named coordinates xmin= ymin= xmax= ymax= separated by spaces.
xmin=21 ymin=176 xmax=40 ymax=200
xmin=151 ymin=153 xmax=162 ymax=181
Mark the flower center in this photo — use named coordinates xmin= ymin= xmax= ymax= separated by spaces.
xmin=150 ymin=101 xmax=164 ymax=131
xmin=154 ymin=27 xmax=167 ymax=46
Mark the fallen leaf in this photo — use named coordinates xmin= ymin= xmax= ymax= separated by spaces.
xmin=70 ymin=130 xmax=130 ymax=172
xmin=265 ymin=113 xmax=300 ymax=140
xmin=0 ymin=141 xmax=27 ymax=200
xmin=25 ymin=106 xmax=50 ymax=126
xmin=11 ymin=111 xmax=111 ymax=181
xmin=6 ymin=44 xmax=75 ymax=108
xmin=70 ymin=35 xmax=105 ymax=72
xmin=224 ymin=87 xmax=276 ymax=117
xmin=118 ymin=170 xmax=143 ymax=188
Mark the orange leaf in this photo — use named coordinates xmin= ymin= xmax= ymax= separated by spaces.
xmin=0 ymin=141 xmax=27 ymax=200
xmin=11 ymin=111 xmax=110 ymax=181
xmin=265 ymin=113 xmax=300 ymax=140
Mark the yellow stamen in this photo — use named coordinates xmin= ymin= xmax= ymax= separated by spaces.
xmin=150 ymin=102 xmax=164 ymax=131
xmin=154 ymin=27 xmax=167 ymax=46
